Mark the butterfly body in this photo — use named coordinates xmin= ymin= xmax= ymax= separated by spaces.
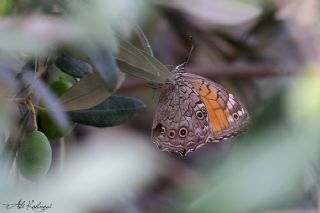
xmin=152 ymin=63 xmax=249 ymax=155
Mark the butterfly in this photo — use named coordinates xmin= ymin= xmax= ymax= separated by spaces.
xmin=151 ymin=63 xmax=250 ymax=156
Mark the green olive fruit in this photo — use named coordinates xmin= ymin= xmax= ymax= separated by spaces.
xmin=38 ymin=80 xmax=75 ymax=139
xmin=49 ymin=79 xmax=73 ymax=97
xmin=17 ymin=131 xmax=52 ymax=181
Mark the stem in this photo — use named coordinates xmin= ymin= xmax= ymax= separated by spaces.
xmin=26 ymin=99 xmax=38 ymax=131
xmin=33 ymin=105 xmax=46 ymax=111
xmin=10 ymin=98 xmax=27 ymax=104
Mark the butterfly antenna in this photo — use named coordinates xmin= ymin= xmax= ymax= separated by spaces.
xmin=185 ymin=36 xmax=194 ymax=65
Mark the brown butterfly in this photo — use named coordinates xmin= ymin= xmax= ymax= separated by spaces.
xmin=151 ymin=63 xmax=249 ymax=155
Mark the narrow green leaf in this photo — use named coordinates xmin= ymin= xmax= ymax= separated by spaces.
xmin=59 ymin=72 xmax=126 ymax=111
xmin=117 ymin=39 xmax=173 ymax=83
xmin=68 ymin=95 xmax=145 ymax=127
xmin=117 ymin=59 xmax=166 ymax=83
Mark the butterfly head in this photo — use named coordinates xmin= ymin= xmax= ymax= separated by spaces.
xmin=171 ymin=63 xmax=187 ymax=75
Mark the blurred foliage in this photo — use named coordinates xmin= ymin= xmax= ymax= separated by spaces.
xmin=68 ymin=95 xmax=146 ymax=127
xmin=0 ymin=0 xmax=320 ymax=213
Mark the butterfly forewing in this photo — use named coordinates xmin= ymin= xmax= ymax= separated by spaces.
xmin=182 ymin=73 xmax=249 ymax=140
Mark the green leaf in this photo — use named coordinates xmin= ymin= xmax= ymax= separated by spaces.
xmin=55 ymin=52 xmax=93 ymax=78
xmin=117 ymin=59 xmax=165 ymax=83
xmin=59 ymin=72 xmax=126 ymax=111
xmin=116 ymin=39 xmax=173 ymax=83
xmin=68 ymin=95 xmax=145 ymax=127
xmin=0 ymin=0 xmax=11 ymax=15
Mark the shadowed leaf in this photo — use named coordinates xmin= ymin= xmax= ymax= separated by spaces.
xmin=59 ymin=72 xmax=125 ymax=111
xmin=68 ymin=95 xmax=145 ymax=127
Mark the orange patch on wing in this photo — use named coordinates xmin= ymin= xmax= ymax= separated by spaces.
xmin=191 ymin=80 xmax=228 ymax=133
xmin=202 ymin=98 xmax=221 ymax=133
xmin=208 ymin=99 xmax=219 ymax=109
xmin=216 ymin=109 xmax=229 ymax=129
xmin=205 ymin=90 xmax=218 ymax=100
xmin=193 ymin=85 xmax=218 ymax=100
xmin=191 ymin=82 xmax=210 ymax=96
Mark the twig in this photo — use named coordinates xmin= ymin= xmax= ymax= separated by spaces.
xmin=186 ymin=63 xmax=283 ymax=78
xmin=119 ymin=63 xmax=286 ymax=92
xmin=26 ymin=98 xmax=38 ymax=131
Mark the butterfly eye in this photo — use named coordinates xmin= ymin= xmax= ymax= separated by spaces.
xmin=179 ymin=127 xmax=188 ymax=137
xmin=232 ymin=113 xmax=239 ymax=120
xmin=196 ymin=111 xmax=204 ymax=119
xmin=168 ymin=130 xmax=176 ymax=138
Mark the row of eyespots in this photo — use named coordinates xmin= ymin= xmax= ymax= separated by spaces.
xmin=160 ymin=108 xmax=206 ymax=138
xmin=161 ymin=126 xmax=188 ymax=138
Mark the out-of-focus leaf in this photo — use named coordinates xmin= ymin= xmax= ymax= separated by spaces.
xmin=59 ymin=72 xmax=126 ymax=111
xmin=0 ymin=131 xmax=161 ymax=213
xmin=158 ymin=0 xmax=261 ymax=26
xmin=0 ymin=0 xmax=11 ymax=15
xmin=55 ymin=52 xmax=93 ymax=78
xmin=246 ymin=8 xmax=278 ymax=38
xmin=117 ymin=39 xmax=173 ymax=83
xmin=0 ymin=16 xmax=82 ymax=53
xmin=21 ymin=66 xmax=69 ymax=130
xmin=0 ymin=111 xmax=29 ymax=174
xmin=68 ymin=95 xmax=145 ymax=127
xmin=0 ymin=65 xmax=18 ymax=100
xmin=286 ymin=71 xmax=320 ymax=123
xmin=249 ymin=91 xmax=286 ymax=134
xmin=83 ymin=43 xmax=119 ymax=92
xmin=185 ymin=70 xmax=320 ymax=213
xmin=186 ymin=126 xmax=312 ymax=213
xmin=65 ymin=0 xmax=147 ymax=44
